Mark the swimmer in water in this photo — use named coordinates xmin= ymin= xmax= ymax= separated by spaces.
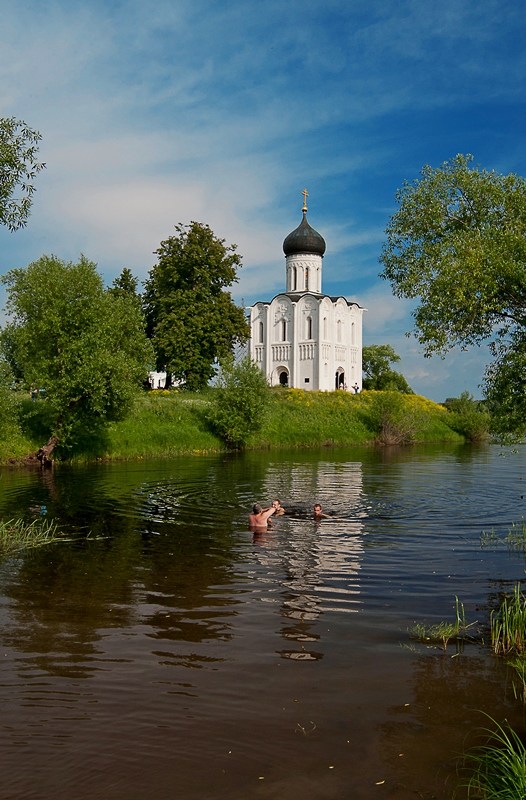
xmin=272 ymin=499 xmax=285 ymax=516
xmin=314 ymin=503 xmax=331 ymax=519
xmin=249 ymin=503 xmax=276 ymax=530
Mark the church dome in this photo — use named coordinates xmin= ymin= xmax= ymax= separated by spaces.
xmin=283 ymin=211 xmax=326 ymax=257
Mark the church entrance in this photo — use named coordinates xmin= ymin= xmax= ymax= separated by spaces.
xmin=279 ymin=370 xmax=289 ymax=387
xmin=335 ymin=370 xmax=345 ymax=390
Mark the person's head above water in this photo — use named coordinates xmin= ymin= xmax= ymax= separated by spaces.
xmin=272 ymin=499 xmax=281 ymax=508
xmin=252 ymin=503 xmax=262 ymax=514
xmin=314 ymin=503 xmax=322 ymax=516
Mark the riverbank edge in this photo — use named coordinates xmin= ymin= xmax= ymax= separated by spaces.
xmin=0 ymin=388 xmax=467 ymax=466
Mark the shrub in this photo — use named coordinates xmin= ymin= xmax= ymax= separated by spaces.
xmin=0 ymin=361 xmax=21 ymax=442
xmin=361 ymin=391 xmax=428 ymax=445
xmin=207 ymin=356 xmax=271 ymax=448
xmin=443 ymin=391 xmax=491 ymax=441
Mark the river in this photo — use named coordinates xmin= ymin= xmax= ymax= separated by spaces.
xmin=0 ymin=443 xmax=525 ymax=799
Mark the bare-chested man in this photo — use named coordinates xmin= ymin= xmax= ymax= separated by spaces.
xmin=249 ymin=503 xmax=276 ymax=530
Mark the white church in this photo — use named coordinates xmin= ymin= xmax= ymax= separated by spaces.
xmin=249 ymin=192 xmax=365 ymax=391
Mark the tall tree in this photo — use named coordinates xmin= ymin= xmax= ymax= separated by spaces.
xmin=143 ymin=222 xmax=250 ymax=391
xmin=379 ymin=154 xmax=526 ymax=434
xmin=0 ymin=117 xmax=45 ymax=230
xmin=1 ymin=255 xmax=154 ymax=464
xmin=362 ymin=344 xmax=413 ymax=393
xmin=109 ymin=267 xmax=139 ymax=300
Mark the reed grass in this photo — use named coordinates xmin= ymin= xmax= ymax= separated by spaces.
xmin=507 ymin=656 xmax=526 ymax=704
xmin=459 ymin=716 xmax=526 ymax=799
xmin=480 ymin=528 xmax=500 ymax=547
xmin=490 ymin=583 xmax=526 ymax=656
xmin=504 ymin=520 xmax=526 ymax=552
xmin=480 ymin=520 xmax=526 ymax=554
xmin=409 ymin=597 xmax=474 ymax=652
xmin=0 ymin=518 xmax=64 ymax=554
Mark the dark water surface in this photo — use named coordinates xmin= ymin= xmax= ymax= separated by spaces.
xmin=0 ymin=443 xmax=525 ymax=799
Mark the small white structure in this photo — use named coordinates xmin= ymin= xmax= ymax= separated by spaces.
xmin=149 ymin=371 xmax=168 ymax=389
xmin=249 ymin=192 xmax=366 ymax=391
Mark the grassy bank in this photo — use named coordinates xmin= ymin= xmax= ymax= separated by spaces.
xmin=254 ymin=388 xmax=463 ymax=448
xmin=0 ymin=387 xmax=467 ymax=464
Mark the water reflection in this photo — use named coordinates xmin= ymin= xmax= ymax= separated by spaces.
xmin=380 ymin=650 xmax=523 ymax=798
xmin=246 ymin=458 xmax=365 ymax=660
xmin=0 ymin=445 xmax=525 ymax=799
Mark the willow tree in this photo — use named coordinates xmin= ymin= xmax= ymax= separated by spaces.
xmin=380 ymin=154 xmax=526 ymax=435
xmin=1 ymin=255 xmax=154 ymax=464
xmin=143 ymin=222 xmax=250 ymax=391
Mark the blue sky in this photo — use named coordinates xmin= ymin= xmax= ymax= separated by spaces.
xmin=1 ymin=0 xmax=525 ymax=400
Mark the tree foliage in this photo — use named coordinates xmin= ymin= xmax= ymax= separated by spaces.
xmin=379 ymin=154 xmax=526 ymax=434
xmin=362 ymin=344 xmax=413 ymax=393
xmin=443 ymin=391 xmax=490 ymax=442
xmin=0 ymin=117 xmax=45 ymax=231
xmin=1 ymin=255 xmax=154 ymax=460
xmin=207 ymin=356 xmax=270 ymax=448
xmin=143 ymin=222 xmax=250 ymax=391
xmin=0 ymin=359 xmax=20 ymax=442
xmin=109 ymin=267 xmax=140 ymax=301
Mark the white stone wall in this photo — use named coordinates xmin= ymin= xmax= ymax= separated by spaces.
xmin=250 ymin=292 xmax=365 ymax=392
xmin=286 ymin=252 xmax=323 ymax=293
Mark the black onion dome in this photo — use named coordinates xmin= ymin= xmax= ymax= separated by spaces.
xmin=283 ymin=212 xmax=326 ymax=257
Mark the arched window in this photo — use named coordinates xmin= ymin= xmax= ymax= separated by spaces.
xmin=337 ymin=319 xmax=342 ymax=343
xmin=293 ymin=266 xmax=297 ymax=291
xmin=306 ymin=316 xmax=313 ymax=340
xmin=281 ymin=318 xmax=287 ymax=341
xmin=323 ymin=317 xmax=327 ymax=339
xmin=259 ymin=321 xmax=264 ymax=344
xmin=305 ymin=267 xmax=309 ymax=291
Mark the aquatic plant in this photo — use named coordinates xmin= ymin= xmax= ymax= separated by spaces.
xmin=458 ymin=716 xmax=526 ymax=799
xmin=409 ymin=597 xmax=473 ymax=651
xmin=507 ymin=656 xmax=526 ymax=704
xmin=0 ymin=518 xmax=62 ymax=554
xmin=480 ymin=528 xmax=500 ymax=547
xmin=491 ymin=583 xmax=526 ymax=656
xmin=504 ymin=520 xmax=526 ymax=552
xmin=480 ymin=520 xmax=526 ymax=554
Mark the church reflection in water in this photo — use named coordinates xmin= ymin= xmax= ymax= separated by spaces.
xmin=249 ymin=458 xmax=364 ymax=661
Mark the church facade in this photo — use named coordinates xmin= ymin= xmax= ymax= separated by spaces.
xmin=249 ymin=195 xmax=365 ymax=391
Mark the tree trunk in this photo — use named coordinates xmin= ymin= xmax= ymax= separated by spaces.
xmin=36 ymin=435 xmax=59 ymax=468
xmin=164 ymin=371 xmax=172 ymax=390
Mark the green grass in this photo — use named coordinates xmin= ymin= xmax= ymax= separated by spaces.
xmin=88 ymin=391 xmax=223 ymax=460
xmin=1 ymin=387 xmax=467 ymax=464
xmin=504 ymin=520 xmax=526 ymax=552
xmin=0 ymin=518 xmax=64 ymax=554
xmin=481 ymin=520 xmax=526 ymax=553
xmin=459 ymin=716 xmax=526 ymax=799
xmin=408 ymin=597 xmax=474 ymax=652
xmin=491 ymin=583 xmax=526 ymax=656
xmin=253 ymin=388 xmax=463 ymax=449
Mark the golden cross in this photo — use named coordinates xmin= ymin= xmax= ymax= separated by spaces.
xmin=302 ymin=188 xmax=308 ymax=212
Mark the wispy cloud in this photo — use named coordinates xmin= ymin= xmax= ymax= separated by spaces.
xmin=0 ymin=0 xmax=524 ymax=399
